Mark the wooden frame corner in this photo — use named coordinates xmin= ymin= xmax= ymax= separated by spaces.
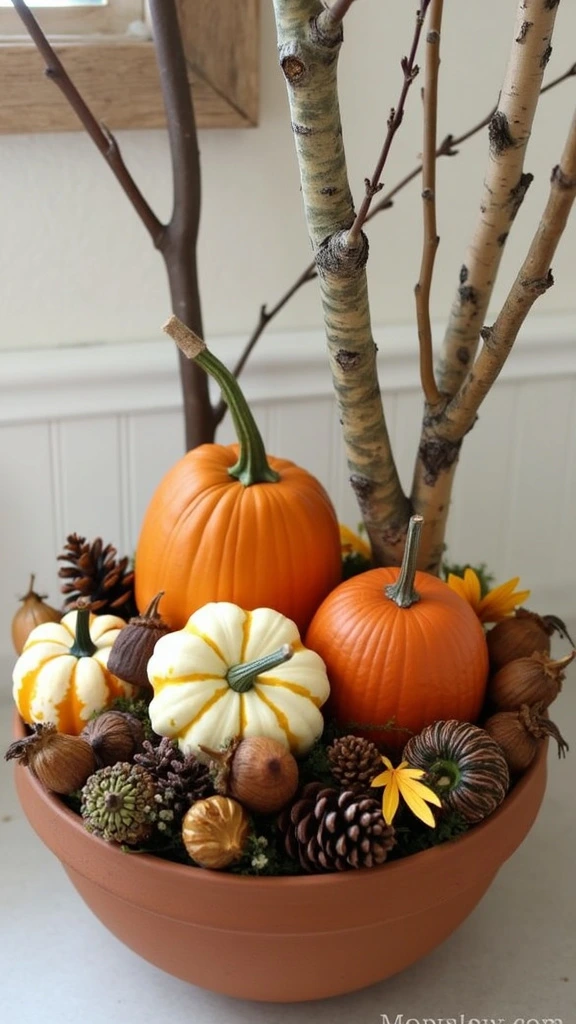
xmin=0 ymin=0 xmax=260 ymax=134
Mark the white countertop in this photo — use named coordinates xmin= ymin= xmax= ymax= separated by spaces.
xmin=1 ymin=673 xmax=575 ymax=1024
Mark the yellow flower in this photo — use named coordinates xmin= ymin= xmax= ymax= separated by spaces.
xmin=447 ymin=568 xmax=531 ymax=624
xmin=371 ymin=757 xmax=441 ymax=828
xmin=339 ymin=524 xmax=371 ymax=561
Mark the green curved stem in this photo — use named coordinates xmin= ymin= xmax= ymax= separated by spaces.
xmin=227 ymin=644 xmax=294 ymax=694
xmin=385 ymin=515 xmax=424 ymax=608
xmin=69 ymin=605 xmax=97 ymax=658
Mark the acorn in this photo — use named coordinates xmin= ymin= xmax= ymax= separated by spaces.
xmin=484 ymin=704 xmax=569 ymax=774
xmin=81 ymin=710 xmax=145 ymax=768
xmin=201 ymin=736 xmax=299 ymax=814
xmin=107 ymin=591 xmax=170 ymax=689
xmin=5 ymin=723 xmax=96 ymax=794
xmin=488 ymin=650 xmax=575 ymax=712
xmin=11 ymin=575 xmax=62 ymax=654
xmin=486 ymin=608 xmax=574 ymax=670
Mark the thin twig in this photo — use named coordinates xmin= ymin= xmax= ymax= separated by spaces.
xmin=347 ymin=1 xmax=432 ymax=247
xmin=414 ymin=0 xmax=443 ymax=406
xmin=10 ymin=0 xmax=164 ymax=247
xmin=224 ymin=63 xmax=576 ymax=410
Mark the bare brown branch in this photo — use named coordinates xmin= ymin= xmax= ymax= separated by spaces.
xmin=9 ymin=0 xmax=164 ymax=246
xmin=414 ymin=0 xmax=443 ymax=406
xmin=347 ymin=1 xmax=432 ymax=246
xmin=319 ymin=0 xmax=357 ymax=25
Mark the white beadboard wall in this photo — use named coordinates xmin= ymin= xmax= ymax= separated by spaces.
xmin=1 ymin=314 xmax=575 ymax=688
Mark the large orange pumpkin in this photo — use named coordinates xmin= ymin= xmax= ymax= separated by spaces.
xmin=306 ymin=516 xmax=489 ymax=751
xmin=135 ymin=322 xmax=341 ymax=633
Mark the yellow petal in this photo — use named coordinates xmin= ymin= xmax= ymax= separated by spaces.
xmin=396 ymin=767 xmax=426 ymax=780
xmin=370 ymin=771 xmax=390 ymax=788
xmin=447 ymin=573 xmax=467 ymax=600
xmin=463 ymin=568 xmax=482 ymax=607
xmin=382 ymin=777 xmax=400 ymax=824
xmin=339 ymin=524 xmax=371 ymax=561
xmin=399 ymin=775 xmax=442 ymax=808
xmin=478 ymin=577 xmax=531 ymax=623
xmin=380 ymin=755 xmax=394 ymax=771
xmin=400 ymin=784 xmax=438 ymax=827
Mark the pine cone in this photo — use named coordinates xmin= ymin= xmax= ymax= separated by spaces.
xmin=58 ymin=533 xmax=136 ymax=620
xmin=134 ymin=738 xmax=215 ymax=830
xmin=278 ymin=782 xmax=395 ymax=873
xmin=327 ymin=734 xmax=383 ymax=793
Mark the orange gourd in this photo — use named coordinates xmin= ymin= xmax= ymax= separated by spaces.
xmin=135 ymin=326 xmax=341 ymax=633
xmin=306 ymin=515 xmax=489 ymax=751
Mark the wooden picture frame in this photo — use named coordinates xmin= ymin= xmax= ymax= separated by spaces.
xmin=0 ymin=0 xmax=260 ymax=133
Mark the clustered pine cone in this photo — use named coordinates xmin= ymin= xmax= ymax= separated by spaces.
xmin=134 ymin=738 xmax=214 ymax=826
xmin=278 ymin=782 xmax=395 ymax=872
xmin=58 ymin=533 xmax=136 ymax=619
xmin=327 ymin=734 xmax=383 ymax=793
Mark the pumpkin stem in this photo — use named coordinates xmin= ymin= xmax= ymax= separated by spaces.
xmin=68 ymin=604 xmax=98 ymax=659
xmin=163 ymin=316 xmax=280 ymax=487
xmin=385 ymin=515 xmax=423 ymax=608
xmin=226 ymin=644 xmax=294 ymax=694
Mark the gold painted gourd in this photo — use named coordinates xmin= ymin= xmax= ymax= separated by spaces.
xmin=12 ymin=606 xmax=133 ymax=735
xmin=147 ymin=602 xmax=330 ymax=756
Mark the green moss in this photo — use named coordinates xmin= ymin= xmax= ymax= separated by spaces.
xmin=389 ymin=808 xmax=469 ymax=859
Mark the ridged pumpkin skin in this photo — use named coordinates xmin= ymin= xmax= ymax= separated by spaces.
xmin=305 ymin=568 xmax=489 ymax=751
xmin=135 ymin=444 xmax=342 ymax=634
xmin=403 ymin=720 xmax=510 ymax=823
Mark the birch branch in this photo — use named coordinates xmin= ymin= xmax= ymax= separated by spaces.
xmin=414 ymin=0 xmax=443 ymax=406
xmin=436 ymin=0 xmax=561 ymax=399
xmin=272 ymin=0 xmax=410 ymax=564
xmin=10 ymin=0 xmax=163 ymax=247
xmin=443 ymin=110 xmax=576 ymax=439
xmin=221 ymin=63 xmax=575 ymax=420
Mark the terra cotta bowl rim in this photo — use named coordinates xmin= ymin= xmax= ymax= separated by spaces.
xmin=13 ymin=711 xmax=547 ymax=891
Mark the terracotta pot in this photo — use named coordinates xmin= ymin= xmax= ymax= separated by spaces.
xmin=13 ymin=713 xmax=547 ymax=1003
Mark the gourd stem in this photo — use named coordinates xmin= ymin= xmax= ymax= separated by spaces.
xmin=227 ymin=644 xmax=294 ymax=694
xmin=385 ymin=515 xmax=424 ymax=608
xmin=68 ymin=606 xmax=98 ymax=658
xmin=428 ymin=758 xmax=461 ymax=791
xmin=142 ymin=591 xmax=165 ymax=620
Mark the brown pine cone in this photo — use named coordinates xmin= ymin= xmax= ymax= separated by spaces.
xmin=134 ymin=738 xmax=214 ymax=825
xmin=327 ymin=734 xmax=383 ymax=793
xmin=278 ymin=782 xmax=395 ymax=873
xmin=58 ymin=533 xmax=136 ymax=620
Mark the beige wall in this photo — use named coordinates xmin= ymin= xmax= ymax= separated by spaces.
xmin=0 ymin=0 xmax=575 ymax=353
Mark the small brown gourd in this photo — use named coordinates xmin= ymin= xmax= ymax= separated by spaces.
xmin=5 ymin=723 xmax=95 ymax=794
xmin=484 ymin=704 xmax=569 ymax=774
xmin=202 ymin=736 xmax=299 ymax=814
xmin=488 ymin=650 xmax=575 ymax=711
xmin=107 ymin=592 xmax=170 ymax=689
xmin=11 ymin=575 xmax=62 ymax=654
xmin=81 ymin=710 xmax=145 ymax=767
xmin=486 ymin=608 xmax=574 ymax=670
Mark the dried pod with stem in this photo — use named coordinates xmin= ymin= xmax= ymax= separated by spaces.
xmin=484 ymin=703 xmax=569 ymax=774
xmin=5 ymin=723 xmax=96 ymax=794
xmin=486 ymin=609 xmax=575 ymax=670
xmin=81 ymin=710 xmax=145 ymax=768
xmin=11 ymin=574 xmax=62 ymax=654
xmin=488 ymin=650 xmax=575 ymax=712
xmin=200 ymin=736 xmax=299 ymax=814
xmin=107 ymin=591 xmax=170 ymax=689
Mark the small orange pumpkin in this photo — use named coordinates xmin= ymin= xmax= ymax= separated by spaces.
xmin=135 ymin=322 xmax=341 ymax=633
xmin=306 ymin=515 xmax=489 ymax=751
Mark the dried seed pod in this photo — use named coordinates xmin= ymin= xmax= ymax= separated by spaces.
xmin=81 ymin=710 xmax=145 ymax=768
xmin=201 ymin=736 xmax=299 ymax=814
xmin=107 ymin=592 xmax=170 ymax=688
xmin=5 ymin=723 xmax=95 ymax=794
xmin=488 ymin=650 xmax=575 ymax=711
xmin=182 ymin=795 xmax=250 ymax=870
xmin=484 ymin=704 xmax=569 ymax=774
xmin=11 ymin=575 xmax=62 ymax=654
xmin=486 ymin=608 xmax=574 ymax=670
